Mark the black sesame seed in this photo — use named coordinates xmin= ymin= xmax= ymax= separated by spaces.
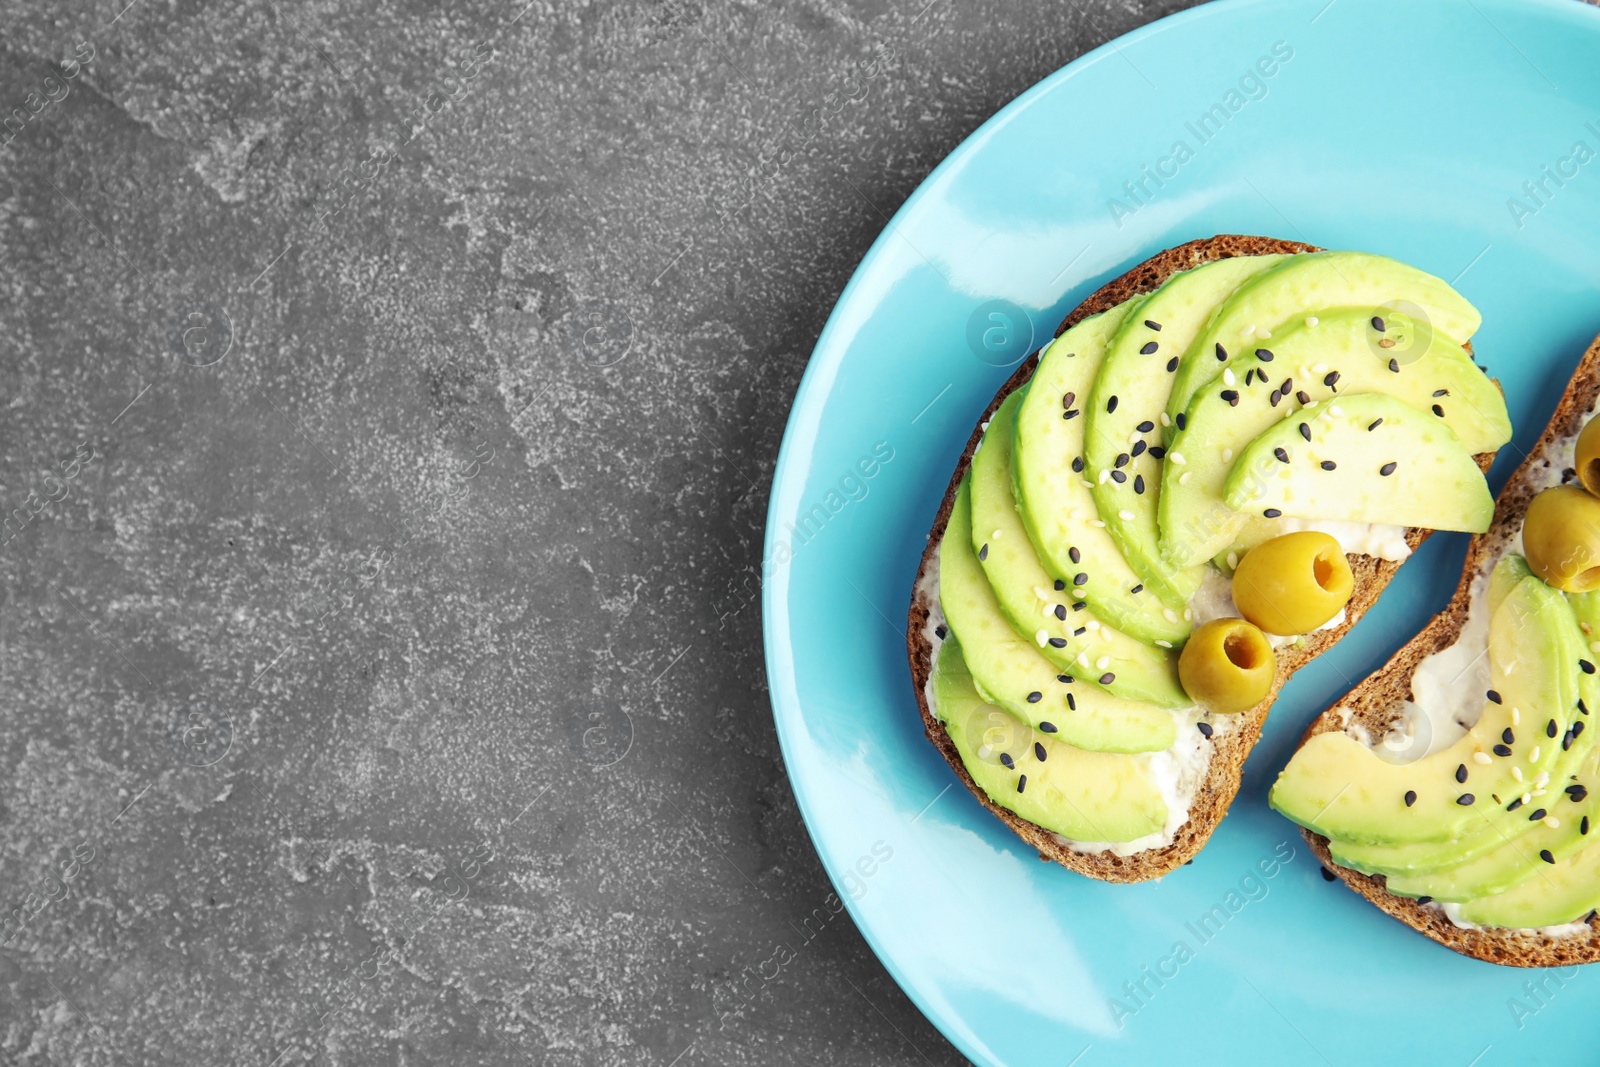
xmin=1149 ymin=446 xmax=1167 ymax=459
xmin=1298 ymin=422 xmax=1312 ymax=442
xmin=1323 ymin=371 xmax=1340 ymax=388
xmin=1073 ymin=572 xmax=1088 ymax=586
xmin=1380 ymin=462 xmax=1397 ymax=477
xmin=1000 ymin=753 xmax=1014 ymax=769
xmin=1132 ymin=441 xmax=1148 ymax=458
xmin=1417 ymin=896 xmax=1434 ymax=905
xmin=1456 ymin=764 xmax=1468 ymax=783
xmin=1106 ymin=396 xmax=1118 ymax=413
xmin=1062 ymin=391 xmax=1076 ymax=409
xmin=1099 ymin=672 xmax=1116 ymax=685
xmin=1319 ymin=866 xmax=1336 ymax=882
xmin=1034 ymin=742 xmax=1047 ymax=762
xmin=1372 ymin=316 xmax=1386 ymax=332
xmin=1027 ymin=691 xmax=1042 ymax=703
xmin=1221 ymin=389 xmax=1240 ymax=406
xmin=1576 ymin=721 xmax=1587 ymax=738
xmin=1368 ymin=418 xmax=1384 ymax=432
xmin=1057 ymin=674 xmax=1072 ymax=683
xmin=1115 ymin=452 xmax=1129 ymax=469
xmin=1274 ymin=447 xmax=1290 ymax=464
xmin=979 ymin=544 xmax=988 ymax=561
xmin=1508 ymin=797 xmax=1525 ymax=812
xmin=1145 ymin=319 xmax=1162 ymax=332
xmin=1487 ymin=689 xmax=1502 ymax=704
xmin=1263 ymin=508 xmax=1282 ymax=518
xmin=1039 ymin=721 xmax=1057 ymax=733
xmin=1134 ymin=475 xmax=1146 ymax=495
xmin=1072 ymin=456 xmax=1085 ymax=473
xmin=1584 ymin=816 xmax=1592 ymax=835
xmin=1073 ymin=626 xmax=1086 ymax=637
xmin=1404 ymin=790 xmax=1417 ymax=807
xmin=1166 ymin=356 xmax=1179 ymax=373
xmin=1063 ymin=409 xmax=1079 ymax=420
xmin=1566 ymin=784 xmax=1588 ymax=802
xmin=1320 ymin=460 xmax=1337 ymax=471
xmin=1176 ymin=413 xmax=1187 ymax=431
xmin=1136 ymin=420 xmax=1155 ymax=434
xmin=1295 ymin=390 xmax=1311 ymax=405
xmin=1198 ymin=721 xmax=1214 ymax=738
xmin=1541 ymin=849 xmax=1556 ymax=864
xmin=1548 ymin=719 xmax=1559 ymax=738
xmin=1068 ymin=547 xmax=1081 ymax=565
xmin=1072 ymin=602 xmax=1086 ymax=611
xmin=1054 ymin=578 xmax=1066 ymax=591
xmin=1431 ymin=403 xmax=1444 ymax=417
xmin=1131 ymin=584 xmax=1143 ymax=594
xmin=1054 ymin=605 xmax=1067 ymax=621
xmin=1457 ymin=794 xmax=1476 ymax=806
xmin=1140 ymin=341 xmax=1159 ymax=355
xmin=1530 ymin=808 xmax=1548 ymax=822
xmin=1281 ymin=378 xmax=1293 ymax=394
xmin=1388 ymin=358 xmax=1400 ymax=373
xmin=1269 ymin=390 xmax=1282 ymax=407
xmin=1565 ymin=729 xmax=1577 ymax=751
xmin=1048 ymin=637 xmax=1067 ymax=648
xmin=1493 ymin=744 xmax=1513 ymax=757
xmin=1215 ymin=343 xmax=1227 ymax=362
xmin=1066 ymin=693 xmax=1076 ymax=711
xmin=1433 ymin=388 xmax=1450 ymax=397
xmin=935 ymin=625 xmax=946 ymax=639
xmin=1256 ymin=348 xmax=1274 ymax=362
xmin=1583 ymin=659 xmax=1596 ymax=675
xmin=1017 ymin=774 xmax=1027 ymax=794
xmin=1111 ymin=470 xmax=1127 ymax=483
xmin=1503 ymin=727 xmax=1515 ymax=745
xmin=1581 ymin=699 xmax=1590 ymax=716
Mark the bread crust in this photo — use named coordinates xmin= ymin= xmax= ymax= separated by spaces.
xmin=1297 ymin=332 xmax=1600 ymax=965
xmin=905 ymin=234 xmax=1496 ymax=883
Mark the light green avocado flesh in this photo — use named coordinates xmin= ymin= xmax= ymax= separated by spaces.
xmin=1453 ymin=825 xmax=1600 ymax=928
xmin=1014 ymin=302 xmax=1188 ymax=644
xmin=969 ymin=390 xmax=1188 ymax=708
xmin=1166 ymin=250 xmax=1482 ymax=428
xmin=1085 ymin=256 xmax=1285 ymax=606
xmin=931 ymin=638 xmax=1168 ymax=843
xmin=1223 ymin=393 xmax=1493 ymax=534
xmin=938 ymin=475 xmax=1178 ymax=753
xmin=1270 ymin=571 xmax=1582 ymax=846
xmin=1157 ymin=309 xmax=1510 ymax=568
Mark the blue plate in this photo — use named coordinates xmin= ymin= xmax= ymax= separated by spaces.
xmin=763 ymin=0 xmax=1600 ymax=1062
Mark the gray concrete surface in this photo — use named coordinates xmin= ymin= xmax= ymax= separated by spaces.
xmin=0 ymin=1 xmax=1204 ymax=1063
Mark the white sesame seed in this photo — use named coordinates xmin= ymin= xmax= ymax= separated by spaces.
xmin=1118 ymin=509 xmax=1135 ymax=521
xmin=1306 ymin=315 xmax=1319 ymax=327
xmin=1183 ymin=608 xmax=1193 ymax=622
xmin=1473 ymin=751 xmax=1493 ymax=765
xmin=1159 ymin=412 xmax=1171 ymax=427
xmin=1222 ymin=448 xmax=1233 ymax=462
xmin=1156 ymin=640 xmax=1173 ymax=648
xmin=1537 ymin=771 xmax=1551 ymax=786
xmin=1086 ymin=620 xmax=1100 ymax=631
xmin=1226 ymin=552 xmax=1239 ymax=570
xmin=1512 ymin=766 xmax=1524 ymax=781
xmin=1163 ymin=608 xmax=1178 ymax=623
xmin=1035 ymin=586 xmax=1050 ymax=600
xmin=1081 ymin=479 xmax=1094 ymax=490
xmin=994 ymin=529 xmax=1003 ymax=540
xmin=1534 ymin=787 xmax=1549 ymax=798
xmin=1523 ymin=792 xmax=1533 ymax=805
xmin=1073 ymin=589 xmax=1088 ymax=599
xmin=1077 ymin=652 xmax=1090 ymax=667
xmin=1096 ymin=656 xmax=1111 ymax=670
xmin=1223 ymin=368 xmax=1237 ymax=386
xmin=1312 ymin=362 xmax=1329 ymax=374
xmin=1169 ymin=452 xmax=1186 ymax=465
xmin=1546 ymin=816 xmax=1562 ymax=829
xmin=1036 ymin=629 xmax=1049 ymax=647
xmin=1259 ymin=329 xmax=1272 ymax=340
xmin=1512 ymin=707 xmax=1521 ymax=726
xmin=1098 ymin=470 xmax=1111 ymax=484
xmin=1329 ymin=404 xmax=1344 ymax=417
xmin=1128 ymin=432 xmax=1141 ymax=446
xmin=1179 ymin=471 xmax=1192 ymax=485
xmin=1090 ymin=520 xmax=1106 ymax=528
xmin=1243 ymin=324 xmax=1256 ymax=337
xmin=1100 ymin=629 xmax=1113 ymax=643
xmin=1532 ymin=746 xmax=1542 ymax=762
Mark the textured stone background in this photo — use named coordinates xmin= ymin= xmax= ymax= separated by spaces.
xmin=0 ymin=1 xmax=1221 ymax=1063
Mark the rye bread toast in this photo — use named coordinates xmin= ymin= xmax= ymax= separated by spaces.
xmin=906 ymin=234 xmax=1498 ymax=883
xmin=1297 ymin=331 xmax=1600 ymax=965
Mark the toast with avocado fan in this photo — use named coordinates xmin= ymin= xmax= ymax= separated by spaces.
xmin=1274 ymin=331 xmax=1600 ymax=964
xmin=907 ymin=234 xmax=1509 ymax=883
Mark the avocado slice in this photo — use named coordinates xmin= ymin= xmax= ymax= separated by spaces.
xmin=1166 ymin=250 xmax=1482 ymax=426
xmin=1158 ymin=310 xmax=1511 ymax=567
xmin=1270 ymin=572 xmax=1584 ymax=845
xmin=1085 ymin=255 xmax=1286 ymax=606
xmin=1223 ymin=393 xmax=1493 ymax=533
xmin=931 ymin=638 xmax=1169 ymax=843
xmin=969 ymin=390 xmax=1188 ymax=708
xmin=1452 ymin=828 xmax=1600 ymax=928
xmin=1013 ymin=303 xmax=1189 ymax=644
xmin=1330 ymin=560 xmax=1599 ymax=879
xmin=939 ymin=475 xmax=1179 ymax=753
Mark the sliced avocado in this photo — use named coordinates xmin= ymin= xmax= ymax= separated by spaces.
xmin=969 ymin=390 xmax=1188 ymax=708
xmin=1158 ymin=310 xmax=1511 ymax=567
xmin=1331 ymin=558 xmax=1597 ymax=879
xmin=1085 ymin=255 xmax=1285 ymax=606
xmin=1452 ymin=827 xmax=1600 ymax=928
xmin=1270 ymin=573 xmax=1583 ymax=845
xmin=1223 ymin=393 xmax=1493 ymax=533
xmin=1337 ymin=583 xmax=1600 ymax=893
xmin=1014 ymin=303 xmax=1188 ymax=644
xmin=1166 ymin=250 xmax=1482 ymax=426
xmin=939 ymin=475 xmax=1179 ymax=753
xmin=932 ymin=638 xmax=1168 ymax=843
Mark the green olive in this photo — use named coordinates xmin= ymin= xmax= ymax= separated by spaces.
xmin=1577 ymin=414 xmax=1600 ymax=498
xmin=1178 ymin=618 xmax=1276 ymax=714
xmin=1231 ymin=531 xmax=1355 ymax=636
xmin=1523 ymin=485 xmax=1600 ymax=592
